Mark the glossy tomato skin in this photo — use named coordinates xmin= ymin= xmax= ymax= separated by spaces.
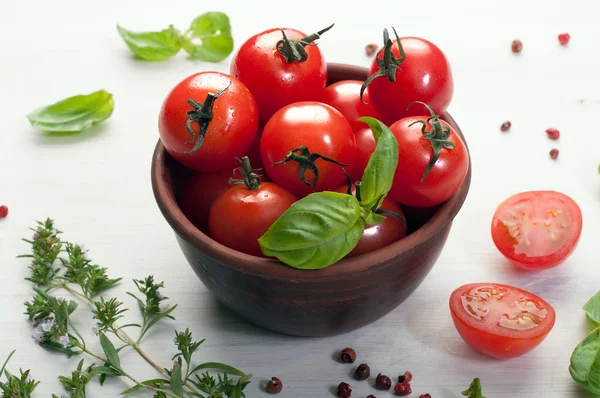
xmin=368 ymin=37 xmax=453 ymax=125
xmin=388 ymin=116 xmax=469 ymax=208
xmin=449 ymin=283 xmax=556 ymax=359
xmin=260 ymin=102 xmax=356 ymax=197
xmin=351 ymin=126 xmax=377 ymax=183
xmin=321 ymin=80 xmax=380 ymax=132
xmin=491 ymin=191 xmax=582 ymax=270
xmin=333 ymin=185 xmax=407 ymax=257
xmin=158 ymin=72 xmax=259 ymax=172
xmin=230 ymin=28 xmax=327 ymax=122
xmin=179 ymin=170 xmax=233 ymax=233
xmin=208 ymin=182 xmax=297 ymax=257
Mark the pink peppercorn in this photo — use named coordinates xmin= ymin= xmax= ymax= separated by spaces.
xmin=558 ymin=33 xmax=570 ymax=45
xmin=394 ymin=382 xmax=412 ymax=396
xmin=420 ymin=394 xmax=432 ymax=398
xmin=0 ymin=205 xmax=8 ymax=218
xmin=546 ymin=128 xmax=560 ymax=140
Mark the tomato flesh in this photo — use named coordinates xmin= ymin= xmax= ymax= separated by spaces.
xmin=450 ymin=283 xmax=556 ymax=359
xmin=491 ymin=191 xmax=582 ymax=270
xmin=321 ymin=80 xmax=380 ymax=132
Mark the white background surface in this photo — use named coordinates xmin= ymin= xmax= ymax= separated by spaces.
xmin=1 ymin=0 xmax=599 ymax=396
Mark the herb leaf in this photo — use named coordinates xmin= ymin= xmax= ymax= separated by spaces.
xmin=584 ymin=291 xmax=600 ymax=329
xmin=570 ymin=328 xmax=600 ymax=394
xmin=461 ymin=377 xmax=486 ymax=398
xmin=181 ymin=12 xmax=234 ymax=62
xmin=117 ymin=25 xmax=182 ymax=61
xmin=99 ymin=332 xmax=121 ymax=370
xmin=258 ymin=192 xmax=365 ymax=269
xmin=27 ymin=90 xmax=114 ymax=133
xmin=356 ymin=116 xmax=399 ymax=211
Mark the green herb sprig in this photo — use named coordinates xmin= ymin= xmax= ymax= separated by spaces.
xmin=12 ymin=218 xmax=251 ymax=397
xmin=570 ymin=290 xmax=600 ymax=395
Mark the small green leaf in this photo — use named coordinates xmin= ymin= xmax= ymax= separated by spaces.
xmin=584 ymin=291 xmax=600 ymax=329
xmin=258 ymin=192 xmax=365 ymax=269
xmin=117 ymin=25 xmax=182 ymax=61
xmin=181 ymin=12 xmax=234 ymax=62
xmin=461 ymin=377 xmax=486 ymax=398
xmin=189 ymin=362 xmax=247 ymax=377
xmin=570 ymin=328 xmax=600 ymax=394
xmin=143 ymin=304 xmax=177 ymax=335
xmin=356 ymin=117 xmax=399 ymax=211
xmin=27 ymin=90 xmax=114 ymax=133
xmin=170 ymin=361 xmax=183 ymax=395
xmin=98 ymin=333 xmax=121 ymax=370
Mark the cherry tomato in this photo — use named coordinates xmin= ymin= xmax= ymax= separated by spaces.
xmin=387 ymin=103 xmax=469 ymax=208
xmin=230 ymin=26 xmax=331 ymax=122
xmin=491 ymin=191 xmax=582 ymax=270
xmin=365 ymin=33 xmax=453 ymax=125
xmin=158 ymin=72 xmax=258 ymax=172
xmin=241 ymin=124 xmax=270 ymax=181
xmin=260 ymin=101 xmax=356 ymax=197
xmin=208 ymin=159 xmax=297 ymax=257
xmin=179 ymin=169 xmax=233 ymax=233
xmin=450 ymin=283 xmax=556 ymax=359
xmin=333 ymin=185 xmax=407 ymax=257
xmin=350 ymin=126 xmax=377 ymax=183
xmin=321 ymin=80 xmax=380 ymax=132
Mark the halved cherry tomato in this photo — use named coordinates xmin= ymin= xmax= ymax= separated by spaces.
xmin=450 ymin=283 xmax=556 ymax=359
xmin=333 ymin=184 xmax=407 ymax=257
xmin=260 ymin=101 xmax=356 ymax=197
xmin=350 ymin=126 xmax=377 ymax=183
xmin=179 ymin=169 xmax=233 ymax=233
xmin=208 ymin=158 xmax=297 ymax=257
xmin=230 ymin=25 xmax=331 ymax=122
xmin=321 ymin=80 xmax=380 ymax=132
xmin=387 ymin=103 xmax=469 ymax=208
xmin=491 ymin=190 xmax=582 ymax=270
xmin=158 ymin=72 xmax=259 ymax=172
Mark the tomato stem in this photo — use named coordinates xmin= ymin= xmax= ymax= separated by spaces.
xmin=229 ymin=156 xmax=262 ymax=190
xmin=360 ymin=27 xmax=406 ymax=103
xmin=375 ymin=208 xmax=406 ymax=224
xmin=271 ymin=145 xmax=350 ymax=192
xmin=184 ymin=81 xmax=232 ymax=154
xmin=276 ymin=23 xmax=335 ymax=64
xmin=406 ymin=101 xmax=455 ymax=182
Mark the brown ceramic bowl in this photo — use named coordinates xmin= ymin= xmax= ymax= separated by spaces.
xmin=151 ymin=62 xmax=472 ymax=337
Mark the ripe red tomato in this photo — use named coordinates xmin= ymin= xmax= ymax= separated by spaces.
xmin=208 ymin=181 xmax=297 ymax=257
xmin=260 ymin=101 xmax=356 ymax=197
xmin=333 ymin=185 xmax=407 ymax=257
xmin=241 ymin=124 xmax=270 ymax=181
xmin=387 ymin=103 xmax=469 ymax=208
xmin=158 ymin=72 xmax=258 ymax=172
xmin=491 ymin=191 xmax=582 ymax=270
xmin=321 ymin=80 xmax=380 ymax=132
xmin=230 ymin=26 xmax=330 ymax=122
xmin=450 ymin=283 xmax=556 ymax=359
xmin=179 ymin=170 xmax=233 ymax=233
xmin=350 ymin=126 xmax=377 ymax=183
xmin=365 ymin=33 xmax=453 ymax=125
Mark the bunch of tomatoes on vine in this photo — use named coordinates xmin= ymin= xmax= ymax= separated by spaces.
xmin=158 ymin=23 xmax=469 ymax=264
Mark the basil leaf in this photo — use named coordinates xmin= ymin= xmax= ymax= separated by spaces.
xmin=117 ymin=25 xmax=182 ymax=61
xmin=363 ymin=211 xmax=386 ymax=225
xmin=584 ymin=291 xmax=600 ymax=329
xmin=356 ymin=117 xmax=399 ymax=211
xmin=181 ymin=12 xmax=234 ymax=62
xmin=569 ymin=328 xmax=600 ymax=394
xmin=27 ymin=90 xmax=114 ymax=133
xmin=258 ymin=192 xmax=365 ymax=269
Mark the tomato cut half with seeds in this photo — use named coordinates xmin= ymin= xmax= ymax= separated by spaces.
xmin=491 ymin=190 xmax=582 ymax=270
xmin=450 ymin=283 xmax=556 ymax=359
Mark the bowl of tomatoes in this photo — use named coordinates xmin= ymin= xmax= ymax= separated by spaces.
xmin=151 ymin=24 xmax=472 ymax=336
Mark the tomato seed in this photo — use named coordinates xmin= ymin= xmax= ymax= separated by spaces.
xmin=550 ymin=148 xmax=559 ymax=159
xmin=0 ymin=205 xmax=8 ymax=218
xmin=546 ymin=128 xmax=560 ymax=140
xmin=511 ymin=39 xmax=523 ymax=53
xmin=365 ymin=43 xmax=378 ymax=56
xmin=500 ymin=121 xmax=511 ymax=132
xmin=558 ymin=33 xmax=571 ymax=45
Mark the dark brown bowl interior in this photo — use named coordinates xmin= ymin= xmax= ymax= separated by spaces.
xmin=151 ymin=62 xmax=472 ymax=337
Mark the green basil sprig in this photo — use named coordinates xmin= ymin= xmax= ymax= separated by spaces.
xmin=117 ymin=12 xmax=233 ymax=62
xmin=27 ymin=90 xmax=114 ymax=133
xmin=570 ymin=290 xmax=600 ymax=394
xmin=258 ymin=117 xmax=399 ymax=270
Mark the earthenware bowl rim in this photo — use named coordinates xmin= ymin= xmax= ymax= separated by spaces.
xmin=151 ymin=62 xmax=472 ymax=281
